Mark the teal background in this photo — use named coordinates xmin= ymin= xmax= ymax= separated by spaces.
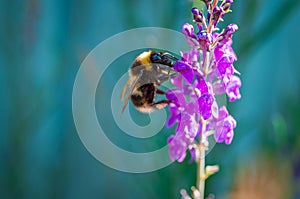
xmin=1 ymin=0 xmax=300 ymax=198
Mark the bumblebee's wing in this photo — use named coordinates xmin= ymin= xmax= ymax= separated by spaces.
xmin=121 ymin=79 xmax=130 ymax=100
xmin=152 ymin=63 xmax=179 ymax=84
xmin=121 ymin=70 xmax=143 ymax=113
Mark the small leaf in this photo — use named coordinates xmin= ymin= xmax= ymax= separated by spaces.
xmin=205 ymin=165 xmax=220 ymax=178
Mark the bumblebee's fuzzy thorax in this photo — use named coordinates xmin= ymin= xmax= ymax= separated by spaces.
xmin=137 ymin=51 xmax=152 ymax=65
xmin=131 ymin=51 xmax=152 ymax=71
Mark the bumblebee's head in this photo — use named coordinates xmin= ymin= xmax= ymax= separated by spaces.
xmin=131 ymin=51 xmax=178 ymax=73
xmin=150 ymin=52 xmax=163 ymax=62
xmin=150 ymin=51 xmax=177 ymax=66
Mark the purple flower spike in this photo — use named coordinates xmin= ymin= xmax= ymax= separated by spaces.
xmin=166 ymin=0 xmax=240 ymax=162
xmin=226 ymin=76 xmax=241 ymax=102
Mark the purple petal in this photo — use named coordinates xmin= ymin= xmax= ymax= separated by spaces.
xmin=214 ymin=37 xmax=237 ymax=62
xmin=168 ymin=135 xmax=187 ymax=162
xmin=214 ymin=46 xmax=224 ymax=62
xmin=218 ymin=106 xmax=229 ymax=120
xmin=225 ymin=130 xmax=234 ymax=144
xmin=186 ymin=114 xmax=199 ymax=139
xmin=166 ymin=104 xmax=179 ymax=127
xmin=174 ymin=61 xmax=189 ymax=71
xmin=216 ymin=56 xmax=235 ymax=85
xmin=198 ymin=93 xmax=214 ymax=120
xmin=225 ymin=24 xmax=238 ymax=36
xmin=171 ymin=75 xmax=183 ymax=88
xmin=181 ymin=49 xmax=200 ymax=66
xmin=188 ymin=148 xmax=196 ymax=163
xmin=223 ymin=67 xmax=234 ymax=85
xmin=213 ymin=81 xmax=226 ymax=95
xmin=214 ymin=112 xmax=236 ymax=144
xmin=166 ymin=89 xmax=186 ymax=106
xmin=182 ymin=70 xmax=194 ymax=84
xmin=226 ymin=76 xmax=241 ymax=102
xmin=195 ymin=77 xmax=209 ymax=94
xmin=189 ymin=49 xmax=200 ymax=62
xmin=167 ymin=135 xmax=174 ymax=144
xmin=174 ymin=61 xmax=194 ymax=84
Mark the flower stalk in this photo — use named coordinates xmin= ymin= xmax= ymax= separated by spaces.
xmin=196 ymin=146 xmax=206 ymax=199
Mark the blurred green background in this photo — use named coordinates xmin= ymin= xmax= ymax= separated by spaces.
xmin=1 ymin=0 xmax=300 ymax=198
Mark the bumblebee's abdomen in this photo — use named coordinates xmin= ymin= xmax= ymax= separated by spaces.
xmin=131 ymin=83 xmax=156 ymax=107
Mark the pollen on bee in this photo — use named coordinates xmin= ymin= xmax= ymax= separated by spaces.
xmin=138 ymin=51 xmax=151 ymax=65
xmin=155 ymin=103 xmax=168 ymax=110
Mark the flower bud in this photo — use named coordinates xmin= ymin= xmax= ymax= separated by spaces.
xmin=192 ymin=7 xmax=204 ymax=27
xmin=212 ymin=6 xmax=223 ymax=27
xmin=219 ymin=24 xmax=238 ymax=43
xmin=182 ymin=23 xmax=195 ymax=38
xmin=222 ymin=2 xmax=232 ymax=12
xmin=197 ymin=31 xmax=213 ymax=50
xmin=224 ymin=24 xmax=238 ymax=36
xmin=191 ymin=7 xmax=200 ymax=16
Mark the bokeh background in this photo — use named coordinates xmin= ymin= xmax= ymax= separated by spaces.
xmin=1 ymin=0 xmax=300 ymax=198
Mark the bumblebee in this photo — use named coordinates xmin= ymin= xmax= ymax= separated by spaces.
xmin=121 ymin=50 xmax=178 ymax=113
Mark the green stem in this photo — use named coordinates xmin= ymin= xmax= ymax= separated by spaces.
xmin=196 ymin=147 xmax=205 ymax=199
xmin=196 ymin=120 xmax=207 ymax=199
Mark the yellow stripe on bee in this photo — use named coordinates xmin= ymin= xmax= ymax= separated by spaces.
xmin=138 ymin=51 xmax=152 ymax=71
xmin=138 ymin=51 xmax=151 ymax=65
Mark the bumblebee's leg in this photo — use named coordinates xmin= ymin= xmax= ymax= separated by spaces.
xmin=153 ymin=100 xmax=171 ymax=110
xmin=156 ymin=89 xmax=165 ymax=95
xmin=162 ymin=53 xmax=179 ymax=62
